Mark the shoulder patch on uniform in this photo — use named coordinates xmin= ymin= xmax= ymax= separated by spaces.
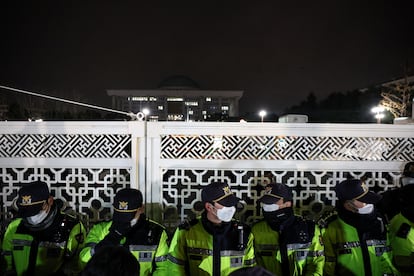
xmin=63 ymin=212 xmax=78 ymax=221
xmin=317 ymin=210 xmax=337 ymax=228
xmin=61 ymin=213 xmax=80 ymax=229
xmin=178 ymin=218 xmax=198 ymax=230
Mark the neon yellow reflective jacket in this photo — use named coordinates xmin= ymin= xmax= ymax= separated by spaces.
xmin=167 ymin=215 xmax=256 ymax=276
xmin=252 ymin=217 xmax=324 ymax=276
xmin=389 ymin=213 xmax=414 ymax=275
xmin=323 ymin=216 xmax=399 ymax=276
xmin=1 ymin=211 xmax=85 ymax=276
xmin=79 ymin=218 xmax=169 ymax=276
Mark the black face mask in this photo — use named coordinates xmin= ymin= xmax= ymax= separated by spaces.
xmin=263 ymin=207 xmax=294 ymax=231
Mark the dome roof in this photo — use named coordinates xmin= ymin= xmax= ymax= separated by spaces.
xmin=158 ymin=75 xmax=200 ymax=90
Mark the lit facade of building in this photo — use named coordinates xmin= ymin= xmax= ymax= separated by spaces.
xmin=107 ymin=76 xmax=243 ymax=121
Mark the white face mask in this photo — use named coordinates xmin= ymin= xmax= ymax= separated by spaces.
xmin=130 ymin=218 xmax=138 ymax=227
xmin=214 ymin=206 xmax=236 ymax=222
xmin=27 ymin=210 xmax=48 ymax=225
xmin=262 ymin=204 xmax=280 ymax=212
xmin=358 ymin=203 xmax=374 ymax=214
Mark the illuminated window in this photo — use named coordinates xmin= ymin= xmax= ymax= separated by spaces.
xmin=188 ymin=110 xmax=194 ymax=115
xmin=221 ymin=106 xmax=229 ymax=111
xmin=131 ymin=97 xmax=148 ymax=101
xmin=158 ymin=105 xmax=164 ymax=110
xmin=202 ymin=111 xmax=207 ymax=115
xmin=185 ymin=101 xmax=198 ymax=106
xmin=206 ymin=97 xmax=212 ymax=102
xmin=167 ymin=97 xmax=184 ymax=101
xmin=149 ymin=97 xmax=157 ymax=101
xmin=167 ymin=114 xmax=184 ymax=121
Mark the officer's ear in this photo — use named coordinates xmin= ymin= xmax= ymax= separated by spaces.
xmin=205 ymin=202 xmax=214 ymax=212
xmin=42 ymin=196 xmax=54 ymax=212
xmin=344 ymin=200 xmax=358 ymax=213
xmin=132 ymin=204 xmax=145 ymax=220
xmin=138 ymin=204 xmax=145 ymax=214
xmin=46 ymin=196 xmax=54 ymax=207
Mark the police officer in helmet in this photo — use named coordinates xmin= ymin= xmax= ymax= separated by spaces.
xmin=1 ymin=181 xmax=85 ymax=276
xmin=167 ymin=181 xmax=256 ymax=276
xmin=252 ymin=183 xmax=324 ymax=276
xmin=79 ymin=188 xmax=169 ymax=276
xmin=322 ymin=179 xmax=399 ymax=276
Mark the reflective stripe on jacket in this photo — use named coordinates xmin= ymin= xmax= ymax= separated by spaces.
xmin=323 ymin=216 xmax=399 ymax=276
xmin=252 ymin=218 xmax=324 ymax=276
xmin=167 ymin=217 xmax=256 ymax=276
xmin=1 ymin=214 xmax=85 ymax=276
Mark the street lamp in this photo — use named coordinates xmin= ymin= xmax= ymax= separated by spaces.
xmin=371 ymin=106 xmax=385 ymax=124
xmin=142 ymin=108 xmax=150 ymax=120
xmin=259 ymin=110 xmax=267 ymax=123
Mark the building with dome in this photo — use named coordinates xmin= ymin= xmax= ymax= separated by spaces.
xmin=107 ymin=76 xmax=243 ymax=121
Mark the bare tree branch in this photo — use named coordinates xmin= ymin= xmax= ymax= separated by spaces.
xmin=380 ymin=79 xmax=413 ymax=117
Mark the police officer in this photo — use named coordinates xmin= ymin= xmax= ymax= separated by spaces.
xmin=1 ymin=181 xmax=85 ymax=276
xmin=167 ymin=181 xmax=256 ymax=276
xmin=252 ymin=183 xmax=324 ymax=275
xmin=322 ymin=178 xmax=399 ymax=276
xmin=79 ymin=188 xmax=169 ymax=276
xmin=389 ymin=184 xmax=414 ymax=275
xmin=377 ymin=161 xmax=414 ymax=222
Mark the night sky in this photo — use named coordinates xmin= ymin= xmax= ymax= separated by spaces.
xmin=1 ymin=1 xmax=413 ymax=115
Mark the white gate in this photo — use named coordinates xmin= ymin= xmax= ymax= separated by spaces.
xmin=1 ymin=121 xmax=413 ymax=232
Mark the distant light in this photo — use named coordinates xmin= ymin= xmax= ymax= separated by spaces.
xmin=259 ymin=110 xmax=267 ymax=122
xmin=371 ymin=106 xmax=385 ymax=113
xmin=239 ymin=119 xmax=247 ymax=123
xmin=142 ymin=108 xmax=150 ymax=115
xmin=28 ymin=118 xmax=43 ymax=122
xmin=371 ymin=105 xmax=385 ymax=124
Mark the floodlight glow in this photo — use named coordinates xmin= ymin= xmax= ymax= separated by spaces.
xmin=371 ymin=105 xmax=385 ymax=123
xmin=371 ymin=106 xmax=385 ymax=113
xmin=259 ymin=110 xmax=267 ymax=122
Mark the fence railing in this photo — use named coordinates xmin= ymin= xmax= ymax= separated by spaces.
xmin=1 ymin=121 xmax=413 ymax=233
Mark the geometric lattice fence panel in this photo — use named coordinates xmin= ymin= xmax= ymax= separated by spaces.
xmin=162 ymin=168 xmax=402 ymax=226
xmin=0 ymin=167 xmax=131 ymax=231
xmin=1 ymin=121 xmax=413 ymax=236
xmin=0 ymin=134 xmax=131 ymax=158
xmin=161 ymin=135 xmax=414 ymax=161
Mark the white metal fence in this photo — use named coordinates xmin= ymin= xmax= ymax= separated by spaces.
xmin=1 ymin=121 xmax=413 ymax=232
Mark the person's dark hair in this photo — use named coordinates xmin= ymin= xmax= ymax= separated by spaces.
xmin=80 ymin=245 xmax=140 ymax=276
